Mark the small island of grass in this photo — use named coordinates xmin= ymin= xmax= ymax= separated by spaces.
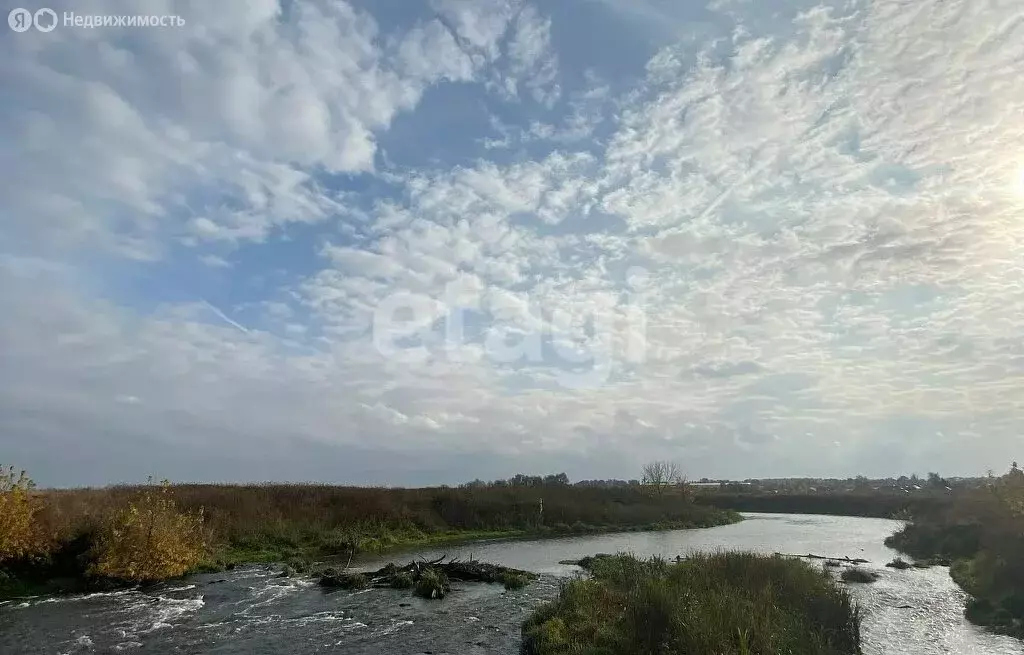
xmin=522 ymin=552 xmax=862 ymax=655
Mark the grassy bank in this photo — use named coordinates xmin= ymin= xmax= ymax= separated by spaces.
xmin=522 ymin=552 xmax=862 ymax=655
xmin=155 ymin=483 xmax=737 ymax=565
xmin=884 ymin=464 xmax=1024 ymax=638
xmin=694 ymin=490 xmax=952 ymax=519
xmin=166 ymin=483 xmax=739 ymax=564
xmin=1 ymin=473 xmax=739 ymax=600
xmin=215 ymin=518 xmax=735 ymax=568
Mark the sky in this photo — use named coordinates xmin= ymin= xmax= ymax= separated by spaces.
xmin=2 ymin=0 xmax=1023 ymax=487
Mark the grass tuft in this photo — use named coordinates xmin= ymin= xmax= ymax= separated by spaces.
xmin=413 ymin=567 xmax=450 ymax=599
xmin=318 ymin=569 xmax=368 ymax=590
xmin=390 ymin=572 xmax=414 ymax=589
xmin=499 ymin=571 xmax=531 ymax=591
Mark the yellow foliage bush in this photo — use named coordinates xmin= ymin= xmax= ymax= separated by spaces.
xmin=0 ymin=466 xmax=49 ymax=563
xmin=90 ymin=480 xmax=207 ymax=582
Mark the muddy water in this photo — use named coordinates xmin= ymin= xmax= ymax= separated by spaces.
xmin=2 ymin=513 xmax=1021 ymax=654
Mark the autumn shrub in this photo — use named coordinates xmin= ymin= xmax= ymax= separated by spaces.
xmin=89 ymin=480 xmax=207 ymax=583
xmin=0 ymin=466 xmax=50 ymax=563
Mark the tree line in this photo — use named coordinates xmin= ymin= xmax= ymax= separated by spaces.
xmin=460 ymin=461 xmax=689 ymax=492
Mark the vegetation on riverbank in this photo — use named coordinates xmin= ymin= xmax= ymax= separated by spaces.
xmin=522 ymin=552 xmax=862 ymax=655
xmin=0 ymin=467 xmax=739 ymax=599
xmin=885 ymin=463 xmax=1024 ymax=638
xmin=0 ymin=473 xmax=211 ymax=599
xmin=694 ymin=489 xmax=952 ymax=519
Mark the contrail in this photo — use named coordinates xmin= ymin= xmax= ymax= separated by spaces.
xmin=201 ymin=299 xmax=250 ymax=334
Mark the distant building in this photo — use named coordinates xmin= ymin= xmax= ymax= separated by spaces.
xmin=690 ymin=481 xmax=752 ymax=488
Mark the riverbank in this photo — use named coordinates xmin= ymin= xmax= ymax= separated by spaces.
xmin=0 ymin=518 xmax=741 ymax=601
xmin=887 ymin=521 xmax=1024 ymax=638
xmin=0 ymin=521 xmax=741 ymax=601
xmin=522 ymin=552 xmax=862 ymax=655
xmin=884 ymin=465 xmax=1024 ymax=639
xmin=215 ymin=516 xmax=742 ymax=567
xmin=0 ymin=478 xmax=740 ymax=601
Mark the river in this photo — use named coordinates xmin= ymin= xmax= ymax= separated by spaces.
xmin=1 ymin=513 xmax=1021 ymax=654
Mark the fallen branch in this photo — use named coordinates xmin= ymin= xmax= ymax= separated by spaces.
xmin=774 ymin=552 xmax=870 ymax=564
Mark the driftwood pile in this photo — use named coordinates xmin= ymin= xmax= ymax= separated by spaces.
xmin=319 ymin=556 xmax=537 ymax=598
xmin=368 ymin=556 xmax=536 ymax=584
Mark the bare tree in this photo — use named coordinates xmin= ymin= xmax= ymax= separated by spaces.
xmin=642 ymin=461 xmax=682 ymax=494
xmin=666 ymin=461 xmax=682 ymax=487
xmin=642 ymin=461 xmax=666 ymax=488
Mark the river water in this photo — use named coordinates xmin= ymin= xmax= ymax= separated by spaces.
xmin=1 ymin=513 xmax=1021 ymax=654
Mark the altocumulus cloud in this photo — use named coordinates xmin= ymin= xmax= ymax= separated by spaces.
xmin=2 ymin=0 xmax=1024 ymax=486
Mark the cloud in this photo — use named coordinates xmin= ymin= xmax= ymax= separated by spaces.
xmin=504 ymin=5 xmax=560 ymax=105
xmin=430 ymin=0 xmax=518 ymax=61
xmin=2 ymin=0 xmax=1024 ymax=485
xmin=1 ymin=0 xmax=506 ymax=254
